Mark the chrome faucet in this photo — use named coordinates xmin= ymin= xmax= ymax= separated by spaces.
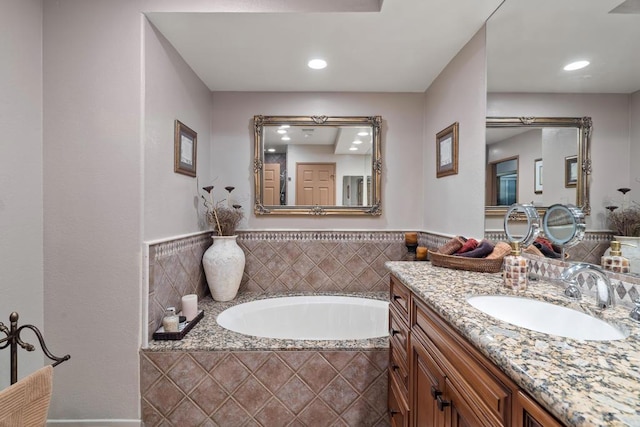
xmin=560 ymin=263 xmax=615 ymax=309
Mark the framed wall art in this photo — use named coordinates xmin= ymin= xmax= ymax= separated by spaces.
xmin=534 ymin=158 xmax=543 ymax=194
xmin=436 ymin=122 xmax=459 ymax=178
xmin=565 ymin=155 xmax=577 ymax=188
xmin=174 ymin=120 xmax=197 ymax=177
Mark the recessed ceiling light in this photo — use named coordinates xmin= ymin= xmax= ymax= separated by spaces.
xmin=267 ymin=148 xmax=276 ymax=152
xmin=352 ymin=140 xmax=363 ymax=145
xmin=349 ymin=147 xmax=358 ymax=151
xmin=281 ymin=136 xmax=291 ymax=141
xmin=563 ymin=60 xmax=590 ymax=71
xmin=308 ymin=59 xmax=327 ymax=70
xmin=277 ymin=129 xmax=287 ymax=134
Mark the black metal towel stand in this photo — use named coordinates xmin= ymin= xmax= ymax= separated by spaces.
xmin=0 ymin=312 xmax=70 ymax=385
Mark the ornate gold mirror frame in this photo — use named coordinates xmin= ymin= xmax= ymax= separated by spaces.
xmin=253 ymin=115 xmax=382 ymax=215
xmin=485 ymin=116 xmax=592 ymax=217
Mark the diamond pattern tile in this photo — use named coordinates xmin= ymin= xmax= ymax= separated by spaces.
xmin=167 ymin=398 xmax=207 ymax=426
xmin=255 ymin=398 xmax=295 ymax=426
xmin=297 ymin=353 xmax=338 ymax=393
xmin=142 ymin=349 xmax=389 ymax=426
xmin=275 ymin=376 xmax=316 ymax=414
xmin=211 ymin=354 xmax=251 ymax=393
xmin=167 ymin=354 xmax=207 ymax=394
xmin=189 ymin=376 xmax=228 ymax=415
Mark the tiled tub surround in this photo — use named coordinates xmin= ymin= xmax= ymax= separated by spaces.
xmin=386 ymin=261 xmax=640 ymax=426
xmin=146 ymin=230 xmax=409 ymax=341
xmin=141 ymin=292 xmax=389 ymax=426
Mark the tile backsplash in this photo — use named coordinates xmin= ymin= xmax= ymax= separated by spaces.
xmin=146 ymin=229 xmax=640 ymax=340
xmin=146 ymin=231 xmax=410 ymax=340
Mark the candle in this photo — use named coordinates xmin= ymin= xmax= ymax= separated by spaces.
xmin=416 ymin=247 xmax=428 ymax=261
xmin=405 ymin=232 xmax=418 ymax=245
xmin=181 ymin=294 xmax=198 ymax=322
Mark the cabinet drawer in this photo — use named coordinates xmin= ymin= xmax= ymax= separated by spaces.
xmin=390 ymin=276 xmax=410 ymax=322
xmin=413 ymin=298 xmax=513 ymax=427
xmin=389 ymin=342 xmax=409 ymax=396
xmin=389 ymin=371 xmax=409 ymax=427
xmin=389 ymin=306 xmax=409 ymax=357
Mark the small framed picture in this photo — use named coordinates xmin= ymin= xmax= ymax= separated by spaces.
xmin=436 ymin=122 xmax=459 ymax=178
xmin=174 ymin=120 xmax=197 ymax=177
xmin=565 ymin=155 xmax=578 ymax=188
xmin=534 ymin=158 xmax=543 ymax=194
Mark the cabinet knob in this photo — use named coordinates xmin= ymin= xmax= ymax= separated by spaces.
xmin=389 ymin=409 xmax=399 ymax=417
xmin=392 ymin=294 xmax=402 ymax=301
xmin=389 ymin=328 xmax=399 ymax=336
xmin=392 ymin=364 xmax=400 ymax=371
xmin=437 ymin=395 xmax=451 ymax=411
xmin=430 ymin=385 xmax=442 ymax=399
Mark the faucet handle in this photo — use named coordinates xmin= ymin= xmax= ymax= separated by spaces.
xmin=564 ymin=281 xmax=582 ymax=301
xmin=630 ymin=298 xmax=640 ymax=323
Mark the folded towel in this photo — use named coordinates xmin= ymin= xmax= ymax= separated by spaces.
xmin=437 ymin=236 xmax=466 ymax=255
xmin=485 ymin=241 xmax=512 ymax=259
xmin=523 ymin=244 xmax=544 ymax=257
xmin=534 ymin=241 xmax=561 ymax=258
xmin=455 ymin=239 xmax=495 ymax=258
xmin=456 ymin=238 xmax=478 ymax=254
xmin=0 ymin=365 xmax=53 ymax=427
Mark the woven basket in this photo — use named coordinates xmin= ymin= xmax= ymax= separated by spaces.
xmin=428 ymin=251 xmax=504 ymax=273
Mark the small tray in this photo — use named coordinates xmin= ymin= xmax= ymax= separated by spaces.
xmin=153 ymin=309 xmax=204 ymax=341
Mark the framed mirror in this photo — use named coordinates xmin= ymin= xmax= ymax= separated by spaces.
xmin=253 ymin=115 xmax=382 ymax=215
xmin=485 ymin=117 xmax=592 ymax=217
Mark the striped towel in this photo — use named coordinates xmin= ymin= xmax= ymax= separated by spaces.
xmin=0 ymin=365 xmax=53 ymax=427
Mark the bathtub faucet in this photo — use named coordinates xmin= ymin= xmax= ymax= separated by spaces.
xmin=560 ymin=263 xmax=615 ymax=310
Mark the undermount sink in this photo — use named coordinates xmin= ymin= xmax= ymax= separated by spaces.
xmin=467 ymin=295 xmax=628 ymax=341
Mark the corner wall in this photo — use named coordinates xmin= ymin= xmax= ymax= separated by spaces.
xmin=423 ymin=26 xmax=488 ymax=238
xmin=0 ymin=0 xmax=44 ymax=390
xmin=631 ymin=90 xmax=640 ymax=197
xmin=43 ymin=0 xmax=143 ymax=421
xmin=143 ymin=20 xmax=213 ymax=242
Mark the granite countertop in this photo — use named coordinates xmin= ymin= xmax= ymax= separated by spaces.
xmin=145 ymin=291 xmax=389 ymax=352
xmin=385 ymin=261 xmax=640 ymax=427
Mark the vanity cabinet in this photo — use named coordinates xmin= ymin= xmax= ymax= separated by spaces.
xmin=389 ymin=275 xmax=563 ymax=427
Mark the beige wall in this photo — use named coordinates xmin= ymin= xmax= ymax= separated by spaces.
xmin=631 ymin=90 xmax=640 ymax=197
xmin=0 ymin=0 xmax=44 ymax=391
xmin=144 ymin=20 xmax=213 ymax=241
xmin=43 ymin=0 xmax=143 ymax=422
xmin=487 ymin=92 xmax=631 ymax=231
xmin=210 ymin=91 xmax=425 ymax=231
xmin=423 ymin=26 xmax=488 ymax=238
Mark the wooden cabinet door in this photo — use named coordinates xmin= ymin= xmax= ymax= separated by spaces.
xmin=411 ymin=335 xmax=446 ymax=427
xmin=445 ymin=378 xmax=486 ymax=427
xmin=514 ymin=392 xmax=562 ymax=427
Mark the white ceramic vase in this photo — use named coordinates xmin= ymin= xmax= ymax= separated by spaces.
xmin=612 ymin=236 xmax=640 ymax=274
xmin=202 ymin=235 xmax=245 ymax=301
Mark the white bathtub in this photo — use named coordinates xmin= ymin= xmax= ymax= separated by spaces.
xmin=216 ymin=295 xmax=389 ymax=340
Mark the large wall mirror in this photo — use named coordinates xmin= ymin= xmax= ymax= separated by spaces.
xmin=485 ymin=117 xmax=592 ymax=217
xmin=253 ymin=115 xmax=382 ymax=215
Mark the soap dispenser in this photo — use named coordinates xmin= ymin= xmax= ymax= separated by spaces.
xmin=601 ymin=241 xmax=630 ymax=273
xmin=162 ymin=307 xmax=179 ymax=332
xmin=503 ymin=241 xmax=528 ymax=291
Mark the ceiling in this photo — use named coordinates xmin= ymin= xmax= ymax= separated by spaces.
xmin=263 ymin=125 xmax=373 ymax=155
xmin=147 ymin=0 xmax=640 ymax=94
xmin=146 ymin=0 xmax=502 ymax=92
xmin=487 ymin=0 xmax=640 ymax=93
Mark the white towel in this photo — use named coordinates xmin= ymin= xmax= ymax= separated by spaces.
xmin=0 ymin=365 xmax=53 ymax=427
